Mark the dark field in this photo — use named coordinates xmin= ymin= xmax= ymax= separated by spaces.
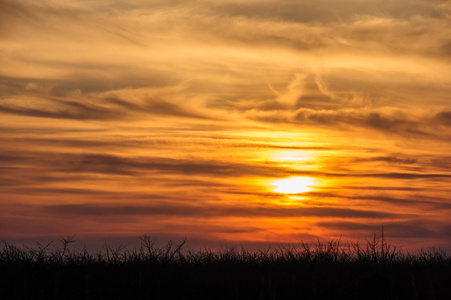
xmin=1 ymin=233 xmax=450 ymax=300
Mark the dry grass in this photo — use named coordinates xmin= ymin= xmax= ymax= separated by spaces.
xmin=1 ymin=230 xmax=450 ymax=299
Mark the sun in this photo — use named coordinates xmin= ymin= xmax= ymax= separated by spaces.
xmin=272 ymin=177 xmax=315 ymax=194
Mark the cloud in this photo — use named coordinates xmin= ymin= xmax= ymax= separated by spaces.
xmin=344 ymin=186 xmax=425 ymax=192
xmin=1 ymin=0 xmax=451 ymax=249
xmin=294 ymin=109 xmax=420 ymax=133
xmin=2 ymin=135 xmax=335 ymax=152
xmin=249 ymin=107 xmax=451 ymax=141
xmin=2 ymin=148 xmax=451 ymax=182
xmin=104 ymin=96 xmax=212 ymax=119
xmin=434 ymin=111 xmax=451 ymax=126
xmin=304 ymin=191 xmax=450 ymax=209
xmin=0 ymin=97 xmax=122 ymax=120
xmin=2 ymin=0 xmax=451 ymax=131
xmin=350 ymin=155 xmax=418 ymax=165
xmin=0 ymin=80 xmax=215 ymax=121
xmin=41 ymin=202 xmax=403 ymax=219
xmin=316 ymin=220 xmax=451 ymax=239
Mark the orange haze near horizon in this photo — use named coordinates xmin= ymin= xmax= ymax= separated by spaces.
xmin=1 ymin=0 xmax=451 ymax=251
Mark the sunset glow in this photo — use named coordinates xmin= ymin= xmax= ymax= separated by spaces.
xmin=1 ymin=0 xmax=451 ymax=251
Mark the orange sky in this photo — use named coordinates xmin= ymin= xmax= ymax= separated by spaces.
xmin=1 ymin=0 xmax=451 ymax=251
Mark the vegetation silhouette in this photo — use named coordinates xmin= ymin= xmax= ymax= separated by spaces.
xmin=1 ymin=230 xmax=450 ymax=299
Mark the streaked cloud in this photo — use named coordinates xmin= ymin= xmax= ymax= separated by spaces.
xmin=1 ymin=0 xmax=450 ymax=250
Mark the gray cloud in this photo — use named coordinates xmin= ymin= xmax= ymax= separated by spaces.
xmin=350 ymin=155 xmax=418 ymax=165
xmin=0 ymin=93 xmax=211 ymax=121
xmin=294 ymin=109 xmax=425 ymax=135
xmin=316 ymin=220 xmax=451 ymax=239
xmin=2 ymin=149 xmax=451 ymax=181
xmin=42 ymin=203 xmax=403 ymax=219
xmin=105 ymin=96 xmax=212 ymax=119
xmin=306 ymin=191 xmax=450 ymax=209
xmin=2 ymin=136 xmax=336 ymax=152
xmin=434 ymin=111 xmax=451 ymax=126
xmin=250 ymin=107 xmax=451 ymax=141
xmin=208 ymin=0 xmax=435 ymax=23
xmin=0 ymin=96 xmax=122 ymax=120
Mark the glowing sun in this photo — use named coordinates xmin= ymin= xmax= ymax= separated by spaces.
xmin=272 ymin=177 xmax=315 ymax=194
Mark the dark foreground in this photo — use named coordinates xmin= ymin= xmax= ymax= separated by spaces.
xmin=1 ymin=234 xmax=450 ymax=300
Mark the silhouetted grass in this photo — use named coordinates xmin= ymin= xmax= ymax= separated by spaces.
xmin=1 ymin=231 xmax=450 ymax=300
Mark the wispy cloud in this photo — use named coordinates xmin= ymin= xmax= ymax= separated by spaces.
xmin=316 ymin=220 xmax=451 ymax=240
xmin=1 ymin=0 xmax=451 ymax=249
xmin=41 ymin=203 xmax=402 ymax=219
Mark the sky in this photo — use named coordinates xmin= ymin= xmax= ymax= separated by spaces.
xmin=1 ymin=0 xmax=451 ymax=251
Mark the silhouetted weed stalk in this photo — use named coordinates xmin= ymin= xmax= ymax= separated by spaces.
xmin=1 ymin=230 xmax=449 ymax=266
